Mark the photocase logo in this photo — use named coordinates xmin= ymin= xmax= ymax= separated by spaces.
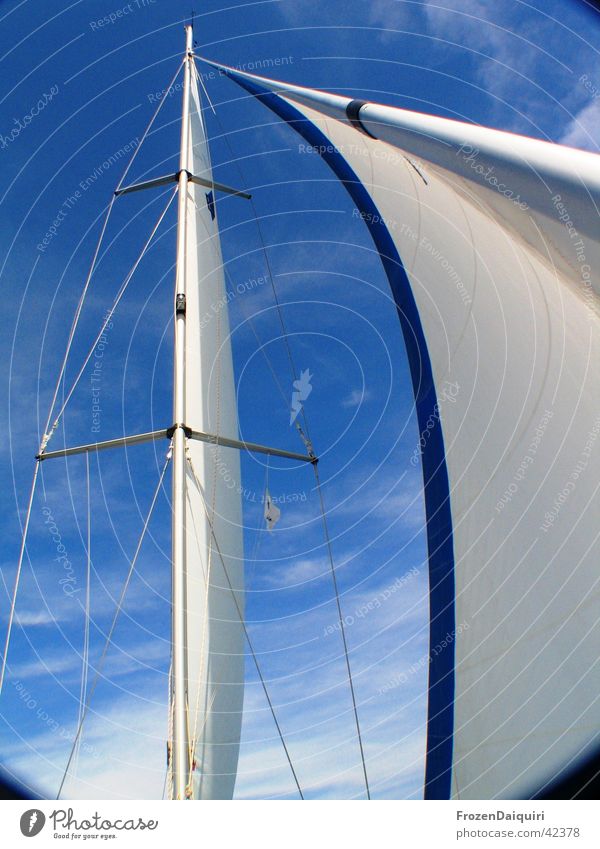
xmin=19 ymin=809 xmax=46 ymax=837
xmin=290 ymin=368 xmax=312 ymax=424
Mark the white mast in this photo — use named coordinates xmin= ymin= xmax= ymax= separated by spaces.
xmin=17 ymin=32 xmax=317 ymax=803
xmin=172 ymin=23 xmax=194 ymax=800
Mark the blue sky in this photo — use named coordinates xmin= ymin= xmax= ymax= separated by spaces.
xmin=0 ymin=0 xmax=599 ymax=800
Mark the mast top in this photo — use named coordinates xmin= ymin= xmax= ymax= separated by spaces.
xmin=185 ymin=22 xmax=194 ymax=54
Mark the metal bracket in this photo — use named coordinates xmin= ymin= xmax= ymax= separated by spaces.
xmin=36 ymin=428 xmax=168 ymax=461
xmin=36 ymin=426 xmax=316 ymax=464
xmin=114 ymin=173 xmax=179 ymax=197
xmin=185 ymin=171 xmax=251 ymax=200
xmin=189 ymin=429 xmax=317 ymax=464
xmin=167 ymin=423 xmax=193 ymax=439
xmin=115 ymin=171 xmax=251 ymax=200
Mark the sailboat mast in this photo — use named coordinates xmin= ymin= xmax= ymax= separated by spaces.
xmin=172 ymin=23 xmax=194 ymax=800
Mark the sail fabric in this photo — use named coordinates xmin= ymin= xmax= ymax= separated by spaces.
xmin=212 ymin=62 xmax=600 ymax=799
xmin=182 ymin=68 xmax=244 ymax=800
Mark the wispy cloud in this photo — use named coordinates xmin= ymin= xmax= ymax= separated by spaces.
xmin=6 ymin=573 xmax=429 ymax=800
xmin=256 ymin=554 xmax=331 ymax=589
xmin=15 ymin=609 xmax=66 ymax=627
xmin=4 ymin=507 xmax=428 ymax=799
xmin=421 ymin=0 xmax=590 ymax=138
xmin=367 ymin=0 xmax=419 ymax=44
xmin=5 ymin=694 xmax=167 ymax=800
xmin=423 ymin=1 xmax=543 ymax=94
xmin=560 ymin=99 xmax=600 ymax=152
xmin=341 ymin=387 xmax=371 ymax=408
xmin=328 ymin=460 xmax=424 ymax=528
xmin=10 ymin=653 xmax=82 ymax=680
xmin=234 ymin=565 xmax=429 ymax=799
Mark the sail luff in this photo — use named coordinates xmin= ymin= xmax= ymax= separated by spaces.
xmin=171 ymin=23 xmax=194 ymax=801
xmin=181 ymin=55 xmax=246 ymax=800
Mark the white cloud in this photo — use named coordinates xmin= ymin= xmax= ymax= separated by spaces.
xmin=329 ymin=461 xmax=424 ymax=528
xmin=424 ymin=0 xmax=536 ymax=93
xmin=15 ymin=609 xmax=65 ymax=627
xmin=10 ymin=653 xmax=83 ymax=680
xmin=256 ymin=555 xmax=330 ymax=589
xmin=341 ymin=387 xmax=371 ymax=408
xmin=235 ymin=719 xmax=426 ymax=799
xmin=3 ymin=518 xmax=429 ymax=800
xmin=559 ymin=100 xmax=600 ymax=152
xmin=6 ymin=696 xmax=168 ymax=800
xmin=234 ymin=569 xmax=429 ymax=799
xmin=367 ymin=0 xmax=418 ymax=44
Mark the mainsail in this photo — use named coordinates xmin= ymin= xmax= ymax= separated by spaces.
xmin=178 ymin=64 xmax=244 ymax=799
xmin=208 ymin=62 xmax=600 ymax=799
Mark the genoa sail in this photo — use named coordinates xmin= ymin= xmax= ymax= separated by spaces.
xmin=209 ymin=62 xmax=600 ymax=799
xmin=181 ymin=65 xmax=245 ymax=799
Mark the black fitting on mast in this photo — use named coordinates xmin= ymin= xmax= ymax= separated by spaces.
xmin=176 ymin=294 xmax=186 ymax=315
xmin=346 ymin=99 xmax=377 ymax=139
xmin=167 ymin=423 xmax=192 ymax=439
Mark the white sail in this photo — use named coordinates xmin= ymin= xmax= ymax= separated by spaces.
xmin=211 ymin=63 xmax=600 ymax=799
xmin=182 ymin=67 xmax=244 ymax=800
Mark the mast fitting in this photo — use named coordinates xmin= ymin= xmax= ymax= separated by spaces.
xmin=167 ymin=423 xmax=193 ymax=439
xmin=115 ymin=170 xmax=251 ymax=201
xmin=345 ymin=99 xmax=377 ymax=139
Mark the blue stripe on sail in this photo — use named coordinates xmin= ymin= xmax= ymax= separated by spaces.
xmin=220 ymin=67 xmax=456 ymax=799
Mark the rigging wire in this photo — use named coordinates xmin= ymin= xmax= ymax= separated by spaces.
xmin=0 ymin=461 xmax=41 ymax=696
xmin=187 ymin=455 xmax=304 ymax=799
xmin=40 ymin=197 xmax=116 ymax=453
xmin=197 ymin=59 xmax=315 ymax=449
xmin=47 ymin=188 xmax=177 ymax=442
xmin=41 ymin=58 xmax=183 ymax=451
xmin=197 ymin=67 xmax=371 ymax=799
xmin=249 ymin=456 xmax=270 ymax=567
xmin=164 ymin=663 xmax=174 ymax=800
xmin=185 ymin=688 xmax=218 ymax=800
xmin=115 ymin=60 xmax=183 ymax=194
xmin=56 ymin=452 xmax=171 ymax=799
xmin=223 ymin=266 xmax=291 ymax=416
xmin=72 ymin=453 xmax=93 ymax=779
xmin=204 ymin=97 xmax=307 ymax=427
xmin=312 ymin=460 xmax=371 ymax=800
